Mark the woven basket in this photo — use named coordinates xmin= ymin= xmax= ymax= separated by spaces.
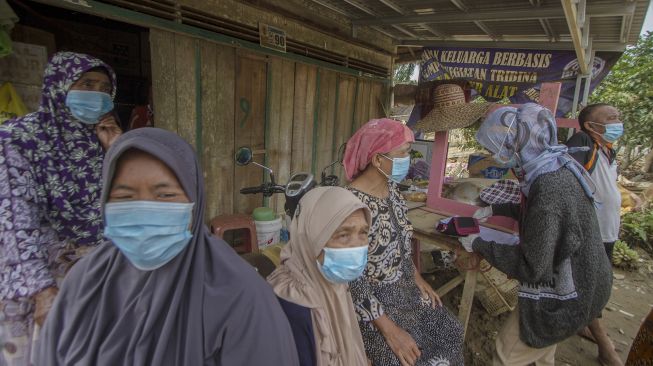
xmin=476 ymin=260 xmax=519 ymax=316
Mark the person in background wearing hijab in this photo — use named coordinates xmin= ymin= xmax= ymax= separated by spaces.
xmin=269 ymin=187 xmax=372 ymax=366
xmin=343 ymin=119 xmax=464 ymax=366
xmin=0 ymin=52 xmax=122 ymax=365
xmin=463 ymin=104 xmax=613 ymax=365
xmin=36 ymin=128 xmax=299 ymax=366
xmin=566 ymin=103 xmax=623 ymax=366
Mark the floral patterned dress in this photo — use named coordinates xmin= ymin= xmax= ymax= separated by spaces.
xmin=348 ymin=183 xmax=464 ymax=366
xmin=0 ymin=52 xmax=116 ymax=365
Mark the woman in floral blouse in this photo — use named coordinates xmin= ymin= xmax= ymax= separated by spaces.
xmin=0 ymin=52 xmax=121 ymax=365
xmin=344 ymin=119 xmax=463 ymax=366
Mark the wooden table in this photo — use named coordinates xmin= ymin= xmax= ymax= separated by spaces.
xmin=407 ymin=206 xmax=479 ymax=338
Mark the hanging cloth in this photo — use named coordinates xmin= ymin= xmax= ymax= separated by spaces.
xmin=0 ymin=82 xmax=27 ymax=122
xmin=0 ymin=0 xmax=19 ymax=57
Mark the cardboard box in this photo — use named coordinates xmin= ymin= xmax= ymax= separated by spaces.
xmin=468 ymin=154 xmax=517 ymax=180
xmin=0 ymin=42 xmax=47 ymax=86
xmin=10 ymin=25 xmax=56 ymax=57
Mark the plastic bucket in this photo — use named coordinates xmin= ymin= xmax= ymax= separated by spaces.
xmin=255 ymin=217 xmax=282 ymax=249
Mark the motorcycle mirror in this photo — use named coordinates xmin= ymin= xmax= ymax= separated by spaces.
xmin=235 ymin=147 xmax=253 ymax=166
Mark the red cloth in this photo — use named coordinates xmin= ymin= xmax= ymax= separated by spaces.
xmin=129 ymin=105 xmax=153 ymax=130
xmin=343 ymin=118 xmax=414 ymax=181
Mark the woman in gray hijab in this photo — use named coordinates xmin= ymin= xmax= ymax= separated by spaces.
xmin=35 ymin=128 xmax=299 ymax=366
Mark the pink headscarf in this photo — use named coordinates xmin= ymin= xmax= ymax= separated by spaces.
xmin=343 ymin=118 xmax=415 ymax=181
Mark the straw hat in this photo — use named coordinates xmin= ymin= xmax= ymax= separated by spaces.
xmin=414 ymin=84 xmax=492 ymax=132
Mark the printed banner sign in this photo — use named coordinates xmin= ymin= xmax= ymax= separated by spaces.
xmin=409 ymin=47 xmax=621 ymax=123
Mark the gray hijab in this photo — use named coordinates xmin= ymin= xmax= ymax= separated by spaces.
xmin=36 ymin=128 xmax=299 ymax=366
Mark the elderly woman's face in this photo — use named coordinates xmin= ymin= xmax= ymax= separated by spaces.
xmin=317 ymin=209 xmax=369 ymax=263
xmin=108 ymin=149 xmax=190 ymax=203
xmin=70 ymin=70 xmax=112 ymax=94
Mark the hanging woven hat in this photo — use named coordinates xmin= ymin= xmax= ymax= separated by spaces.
xmin=414 ymin=84 xmax=492 ymax=132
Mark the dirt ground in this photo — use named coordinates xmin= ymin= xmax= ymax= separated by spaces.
xmin=426 ymin=249 xmax=653 ymax=365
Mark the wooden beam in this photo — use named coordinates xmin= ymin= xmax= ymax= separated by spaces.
xmin=561 ymin=0 xmax=589 ymax=74
xmin=352 ymin=3 xmax=635 ymax=26
xmin=544 ymin=18 xmax=558 ymax=40
xmin=344 ymin=0 xmax=417 ymax=40
xmin=449 ymin=0 xmax=495 ymax=39
xmin=620 ymin=14 xmax=633 ymax=43
xmin=377 ymin=0 xmax=404 ymax=14
xmin=420 ymin=23 xmax=444 ymax=38
xmin=458 ymin=270 xmax=478 ymax=338
xmin=474 ymin=21 xmax=497 ymax=39
xmin=538 ymin=18 xmax=551 ymax=39
xmin=393 ymin=24 xmax=418 ymax=38
xmin=399 ymin=39 xmax=626 ymax=52
xmin=310 ymin=0 xmax=349 ymax=16
xmin=436 ymin=275 xmax=464 ymax=297
xmin=407 ymin=47 xmax=416 ymax=59
xmin=449 ymin=0 xmax=468 ymax=12
xmin=343 ymin=0 xmax=376 ymax=15
xmin=372 ymin=26 xmax=399 ymax=39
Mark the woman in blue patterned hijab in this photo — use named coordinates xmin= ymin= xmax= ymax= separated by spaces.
xmin=0 ymin=51 xmax=121 ymax=365
xmin=476 ymin=103 xmax=594 ymax=199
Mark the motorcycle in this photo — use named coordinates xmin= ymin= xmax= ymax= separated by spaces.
xmin=234 ymin=144 xmax=344 ymax=218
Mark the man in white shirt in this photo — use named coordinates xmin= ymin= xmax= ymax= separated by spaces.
xmin=567 ymin=103 xmax=624 ymax=366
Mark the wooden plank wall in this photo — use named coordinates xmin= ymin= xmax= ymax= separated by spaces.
xmin=151 ymin=29 xmax=388 ymax=220
xmin=234 ymin=51 xmax=268 ymax=214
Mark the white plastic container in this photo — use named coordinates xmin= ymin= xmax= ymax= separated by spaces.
xmin=255 ymin=217 xmax=282 ymax=249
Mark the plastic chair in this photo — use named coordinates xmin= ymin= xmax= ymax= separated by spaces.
xmin=210 ymin=214 xmax=259 ymax=254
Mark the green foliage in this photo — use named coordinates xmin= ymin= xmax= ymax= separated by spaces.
xmin=459 ymin=120 xmax=484 ymax=150
xmin=394 ymin=63 xmax=417 ymax=84
xmin=612 ymin=240 xmax=640 ymax=269
xmin=590 ymin=32 xmax=653 ymax=167
xmin=410 ymin=149 xmax=423 ymax=160
xmin=620 ymin=208 xmax=653 ymax=254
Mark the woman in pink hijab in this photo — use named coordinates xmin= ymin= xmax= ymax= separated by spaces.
xmin=344 ymin=119 xmax=463 ymax=366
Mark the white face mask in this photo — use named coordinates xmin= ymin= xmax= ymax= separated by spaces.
xmin=488 ymin=112 xmax=518 ymax=166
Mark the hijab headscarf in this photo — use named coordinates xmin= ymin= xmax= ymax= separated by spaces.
xmin=268 ymin=186 xmax=371 ymax=366
xmin=343 ymin=118 xmax=415 ymax=181
xmin=0 ymin=51 xmax=116 ymax=247
xmin=36 ymin=128 xmax=299 ymax=366
xmin=477 ymin=103 xmax=595 ymax=199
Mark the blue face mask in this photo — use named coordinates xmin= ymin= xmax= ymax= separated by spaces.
xmin=104 ymin=201 xmax=194 ymax=271
xmin=380 ymin=155 xmax=411 ymax=183
xmin=317 ymin=246 xmax=368 ymax=284
xmin=65 ymin=90 xmax=114 ymax=124
xmin=602 ymin=123 xmax=624 ymax=143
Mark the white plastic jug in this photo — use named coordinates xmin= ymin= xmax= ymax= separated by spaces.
xmin=255 ymin=216 xmax=282 ymax=249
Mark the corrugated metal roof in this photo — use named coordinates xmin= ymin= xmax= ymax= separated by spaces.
xmin=309 ymin=0 xmax=650 ymax=59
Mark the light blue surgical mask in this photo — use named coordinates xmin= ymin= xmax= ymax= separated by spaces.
xmin=380 ymin=155 xmax=411 ymax=183
xmin=317 ymin=246 xmax=368 ymax=284
xmin=602 ymin=123 xmax=624 ymax=143
xmin=65 ymin=90 xmax=114 ymax=124
xmin=492 ymin=153 xmax=519 ymax=169
xmin=104 ymin=201 xmax=194 ymax=271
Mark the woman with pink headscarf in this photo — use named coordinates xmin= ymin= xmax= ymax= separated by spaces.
xmin=344 ymin=119 xmax=463 ymax=366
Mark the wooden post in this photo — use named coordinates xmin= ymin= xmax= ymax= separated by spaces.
xmin=458 ymin=270 xmax=478 ymax=339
